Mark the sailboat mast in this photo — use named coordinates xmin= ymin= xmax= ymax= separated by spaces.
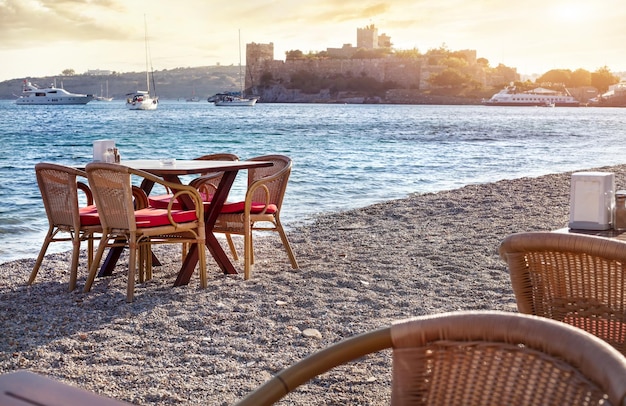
xmin=239 ymin=29 xmax=243 ymax=97
xmin=144 ymin=15 xmax=150 ymax=95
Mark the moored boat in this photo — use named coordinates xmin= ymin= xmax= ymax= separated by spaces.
xmin=483 ymin=84 xmax=580 ymax=107
xmin=126 ymin=16 xmax=158 ymax=111
xmin=126 ymin=90 xmax=158 ymax=110
xmin=211 ymin=30 xmax=258 ymax=107
xmin=15 ymin=80 xmax=94 ymax=105
xmin=212 ymin=92 xmax=258 ymax=106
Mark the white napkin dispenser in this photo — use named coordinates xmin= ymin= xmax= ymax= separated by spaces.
xmin=568 ymin=171 xmax=614 ymax=230
xmin=93 ymin=139 xmax=115 ymax=162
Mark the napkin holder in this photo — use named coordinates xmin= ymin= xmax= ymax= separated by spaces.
xmin=568 ymin=171 xmax=614 ymax=230
xmin=93 ymin=139 xmax=115 ymax=162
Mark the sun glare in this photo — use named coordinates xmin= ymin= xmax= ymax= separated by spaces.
xmin=551 ymin=4 xmax=589 ymax=22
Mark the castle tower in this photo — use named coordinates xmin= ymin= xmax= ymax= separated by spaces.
xmin=357 ymin=24 xmax=378 ymax=49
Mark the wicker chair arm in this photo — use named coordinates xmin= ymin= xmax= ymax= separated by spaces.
xmin=244 ymin=183 xmax=272 ymax=214
xmin=132 ymin=186 xmax=149 ymax=209
xmin=77 ymin=181 xmax=94 ymax=206
xmin=235 ymin=328 xmax=392 ymax=406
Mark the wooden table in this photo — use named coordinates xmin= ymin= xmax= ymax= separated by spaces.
xmin=553 ymin=227 xmax=626 ymax=241
xmin=0 ymin=370 xmax=129 ymax=405
xmin=97 ymin=159 xmax=273 ymax=285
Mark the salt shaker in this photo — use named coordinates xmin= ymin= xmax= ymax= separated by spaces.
xmin=615 ymin=190 xmax=626 ymax=230
xmin=103 ymin=148 xmax=114 ymax=163
xmin=113 ymin=147 xmax=120 ymax=163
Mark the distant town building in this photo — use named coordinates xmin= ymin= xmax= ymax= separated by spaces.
xmin=86 ymin=69 xmax=113 ymax=76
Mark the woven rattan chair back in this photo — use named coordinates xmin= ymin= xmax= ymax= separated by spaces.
xmin=30 ymin=163 xmax=101 ymax=291
xmin=235 ymin=311 xmax=626 ymax=406
xmin=84 ymin=162 xmax=207 ymax=302
xmin=500 ymin=231 xmax=626 ymax=356
xmin=213 ymin=154 xmax=298 ymax=279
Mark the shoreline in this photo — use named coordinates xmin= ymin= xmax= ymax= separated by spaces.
xmin=2 ymin=164 xmax=625 ymax=405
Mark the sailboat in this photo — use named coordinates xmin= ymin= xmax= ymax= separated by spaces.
xmin=213 ymin=30 xmax=257 ymax=106
xmin=94 ymin=80 xmax=113 ymax=102
xmin=126 ymin=16 xmax=158 ymax=110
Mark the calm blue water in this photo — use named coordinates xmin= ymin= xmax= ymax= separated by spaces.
xmin=1 ymin=100 xmax=626 ymax=263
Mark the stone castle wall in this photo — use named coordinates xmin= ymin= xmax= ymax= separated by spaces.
xmin=247 ymin=57 xmax=423 ymax=91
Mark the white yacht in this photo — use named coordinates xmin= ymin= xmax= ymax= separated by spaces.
xmin=483 ymin=84 xmax=580 ymax=107
xmin=15 ymin=81 xmax=94 ymax=105
xmin=126 ymin=90 xmax=158 ymax=110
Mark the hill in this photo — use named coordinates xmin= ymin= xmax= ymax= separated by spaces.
xmin=0 ymin=66 xmax=241 ymax=101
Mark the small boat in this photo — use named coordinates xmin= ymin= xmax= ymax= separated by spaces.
xmin=211 ymin=30 xmax=258 ymax=107
xmin=483 ymin=84 xmax=579 ymax=107
xmin=15 ymin=80 xmax=94 ymax=105
xmin=186 ymin=88 xmax=200 ymax=102
xmin=94 ymin=81 xmax=113 ymax=102
xmin=212 ymin=92 xmax=258 ymax=106
xmin=126 ymin=16 xmax=158 ymax=110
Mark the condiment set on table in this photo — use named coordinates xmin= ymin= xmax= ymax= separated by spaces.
xmin=568 ymin=171 xmax=626 ymax=231
xmin=92 ymin=139 xmax=120 ymax=163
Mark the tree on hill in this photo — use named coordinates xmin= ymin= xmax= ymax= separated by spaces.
xmin=591 ymin=66 xmax=620 ymax=93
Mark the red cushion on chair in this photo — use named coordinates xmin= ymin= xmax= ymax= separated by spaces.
xmin=220 ymin=201 xmax=277 ymax=214
xmin=148 ymin=192 xmax=213 ymax=210
xmin=134 ymin=207 xmax=199 ymax=227
xmin=148 ymin=194 xmax=182 ymax=210
xmin=79 ymin=205 xmax=100 ymax=226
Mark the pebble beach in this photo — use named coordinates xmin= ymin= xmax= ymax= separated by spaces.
xmin=1 ymin=164 xmax=625 ymax=405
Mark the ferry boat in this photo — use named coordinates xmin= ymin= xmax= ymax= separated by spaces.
xmin=15 ymin=80 xmax=94 ymax=105
xmin=483 ymin=84 xmax=580 ymax=107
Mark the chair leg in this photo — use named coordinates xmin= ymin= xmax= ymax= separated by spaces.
xmin=127 ymin=240 xmax=137 ymax=303
xmin=226 ymin=234 xmax=239 ymax=260
xmin=276 ymin=221 xmax=299 ymax=269
xmin=29 ymin=229 xmax=54 ymax=285
xmin=198 ymin=240 xmax=207 ymax=289
xmin=87 ymin=233 xmax=95 ymax=271
xmin=243 ymin=223 xmax=253 ymax=280
xmin=84 ymin=234 xmax=109 ymax=292
xmin=68 ymin=232 xmax=81 ymax=292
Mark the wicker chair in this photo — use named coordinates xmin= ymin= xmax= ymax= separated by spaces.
xmin=499 ymin=231 xmax=626 ymax=356
xmin=213 ymin=154 xmax=298 ymax=279
xmin=235 ymin=311 xmax=626 ymax=406
xmin=84 ymin=162 xmax=207 ymax=302
xmin=29 ymin=163 xmax=102 ymax=291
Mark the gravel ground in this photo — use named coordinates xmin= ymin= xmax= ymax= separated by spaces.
xmin=1 ymin=164 xmax=624 ymax=405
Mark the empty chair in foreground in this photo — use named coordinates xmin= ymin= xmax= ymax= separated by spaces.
xmin=499 ymin=231 xmax=626 ymax=356
xmin=30 ymin=163 xmax=101 ymax=291
xmin=213 ymin=154 xmax=298 ymax=279
xmin=235 ymin=311 xmax=626 ymax=406
xmin=84 ymin=162 xmax=207 ymax=302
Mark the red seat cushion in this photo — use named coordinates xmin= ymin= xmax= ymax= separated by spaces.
xmin=220 ymin=201 xmax=277 ymax=214
xmin=134 ymin=207 xmax=199 ymax=227
xmin=148 ymin=192 xmax=212 ymax=210
xmin=79 ymin=205 xmax=101 ymax=226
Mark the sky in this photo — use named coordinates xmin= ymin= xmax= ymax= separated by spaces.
xmin=1 ymin=0 xmax=625 ymax=82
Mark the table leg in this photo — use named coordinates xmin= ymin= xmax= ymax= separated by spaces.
xmin=175 ymin=170 xmax=239 ymax=286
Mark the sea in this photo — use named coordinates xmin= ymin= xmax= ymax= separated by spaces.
xmin=1 ymin=99 xmax=626 ymax=264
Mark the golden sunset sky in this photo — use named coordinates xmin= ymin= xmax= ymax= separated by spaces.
xmin=1 ymin=0 xmax=624 ymax=82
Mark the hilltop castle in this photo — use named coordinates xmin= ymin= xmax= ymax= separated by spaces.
xmin=243 ymin=25 xmax=519 ymax=103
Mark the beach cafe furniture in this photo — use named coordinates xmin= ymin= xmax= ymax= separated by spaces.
xmin=86 ymin=159 xmax=273 ymax=288
xmin=499 ymin=231 xmax=626 ymax=356
xmin=30 ymin=163 xmax=102 ymax=291
xmin=0 ymin=370 xmax=130 ymax=405
xmin=147 ymin=153 xmax=239 ymax=210
xmin=84 ymin=162 xmax=207 ymax=302
xmin=212 ymin=154 xmax=299 ymax=279
xmin=234 ymin=311 xmax=626 ymax=406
